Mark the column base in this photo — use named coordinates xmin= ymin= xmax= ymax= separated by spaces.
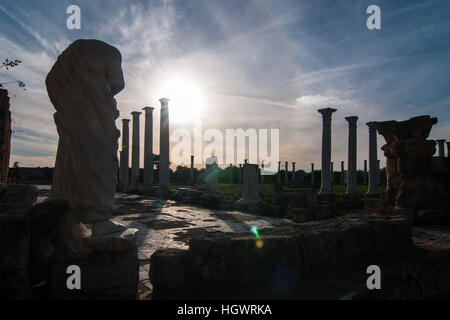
xmin=365 ymin=192 xmax=381 ymax=199
xmin=343 ymin=192 xmax=361 ymax=202
xmin=318 ymin=192 xmax=336 ymax=203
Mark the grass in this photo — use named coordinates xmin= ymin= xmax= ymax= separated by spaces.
xmin=170 ymin=183 xmax=387 ymax=201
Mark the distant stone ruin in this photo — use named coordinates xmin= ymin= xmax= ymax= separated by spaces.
xmin=0 ymin=89 xmax=11 ymax=182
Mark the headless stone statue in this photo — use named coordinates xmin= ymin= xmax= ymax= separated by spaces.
xmin=46 ymin=39 xmax=126 ymax=237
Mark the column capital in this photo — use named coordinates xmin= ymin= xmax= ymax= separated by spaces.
xmin=142 ymin=106 xmax=154 ymax=112
xmin=366 ymin=121 xmax=378 ymax=129
xmin=159 ymin=98 xmax=170 ymax=108
xmin=436 ymin=139 xmax=446 ymax=143
xmin=122 ymin=118 xmax=130 ymax=123
xmin=318 ymin=108 xmax=337 ymax=119
xmin=345 ymin=116 xmax=358 ymax=124
xmin=131 ymin=111 xmax=141 ymax=117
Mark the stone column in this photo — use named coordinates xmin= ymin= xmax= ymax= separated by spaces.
xmin=239 ymin=164 xmax=242 ymax=184
xmin=261 ymin=161 xmax=265 ymax=184
xmin=311 ymin=163 xmax=315 ymax=185
xmin=142 ymin=106 xmax=154 ymax=187
xmin=159 ymin=98 xmax=170 ymax=189
xmin=367 ymin=122 xmax=378 ymax=195
xmin=190 ymin=155 xmax=195 ymax=185
xmin=437 ymin=139 xmax=446 ymax=157
xmin=239 ymin=163 xmax=261 ymax=204
xmin=277 ymin=161 xmax=281 ymax=185
xmin=377 ymin=159 xmax=381 ymax=185
xmin=292 ymin=162 xmax=296 ymax=183
xmin=120 ymin=119 xmax=130 ymax=191
xmin=285 ymin=161 xmax=289 ymax=185
xmin=340 ymin=161 xmax=345 ymax=185
xmin=330 ymin=162 xmax=334 ymax=189
xmin=318 ymin=108 xmax=337 ymax=195
xmin=345 ymin=116 xmax=358 ymax=195
xmin=447 ymin=142 xmax=450 ymax=158
xmin=131 ymin=111 xmax=141 ymax=186
xmin=363 ymin=160 xmax=368 ymax=185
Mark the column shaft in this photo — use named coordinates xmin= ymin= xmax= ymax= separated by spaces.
xmin=131 ymin=112 xmax=141 ymax=186
xmin=159 ymin=98 xmax=170 ymax=188
xmin=318 ymin=108 xmax=337 ymax=194
xmin=367 ymin=122 xmax=378 ymax=195
xmin=345 ymin=116 xmax=358 ymax=194
xmin=143 ymin=107 xmax=154 ymax=186
xmin=120 ymin=119 xmax=130 ymax=190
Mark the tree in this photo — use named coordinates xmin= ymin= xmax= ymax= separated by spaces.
xmin=0 ymin=59 xmax=26 ymax=90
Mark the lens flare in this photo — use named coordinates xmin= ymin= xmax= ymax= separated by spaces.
xmin=250 ymin=226 xmax=259 ymax=238
xmin=255 ymin=239 xmax=264 ymax=248
xmin=251 ymin=226 xmax=263 ymax=248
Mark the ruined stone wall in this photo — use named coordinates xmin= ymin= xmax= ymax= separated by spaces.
xmin=0 ymin=89 xmax=11 ymax=182
xmin=150 ymin=214 xmax=412 ymax=299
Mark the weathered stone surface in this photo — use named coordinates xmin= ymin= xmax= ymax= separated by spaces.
xmin=0 ymin=89 xmax=11 ymax=183
xmin=46 ymin=39 xmax=125 ymax=234
xmin=354 ymin=250 xmax=450 ymax=299
xmin=416 ymin=209 xmax=449 ymax=225
xmin=0 ymin=183 xmax=38 ymax=214
xmin=376 ymin=116 xmax=448 ymax=216
xmin=0 ymin=214 xmax=30 ymax=300
xmin=51 ymin=245 xmax=139 ymax=300
xmin=149 ymin=248 xmax=188 ymax=299
xmin=239 ymin=163 xmax=261 ymax=204
xmin=150 ymin=214 xmax=412 ymax=299
xmin=364 ymin=198 xmax=383 ymax=214
xmin=0 ymin=269 xmax=31 ymax=300
xmin=26 ymin=199 xmax=69 ymax=286
xmin=315 ymin=204 xmax=332 ymax=220
xmin=0 ymin=214 xmax=29 ymax=272
xmin=289 ymin=208 xmax=314 ymax=223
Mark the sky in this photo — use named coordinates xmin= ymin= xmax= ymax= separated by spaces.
xmin=1 ymin=0 xmax=449 ymax=171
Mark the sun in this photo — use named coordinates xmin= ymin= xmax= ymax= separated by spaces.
xmin=158 ymin=75 xmax=206 ymax=123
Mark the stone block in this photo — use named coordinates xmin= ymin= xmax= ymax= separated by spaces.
xmin=315 ymin=204 xmax=332 ymax=220
xmin=0 ymin=269 xmax=31 ymax=300
xmin=430 ymin=157 xmax=448 ymax=174
xmin=0 ymin=183 xmax=38 ymax=215
xmin=26 ymin=199 xmax=70 ymax=286
xmin=0 ymin=214 xmax=29 ymax=273
xmin=364 ymin=198 xmax=382 ymax=213
xmin=290 ymin=208 xmax=314 ymax=223
xmin=50 ymin=244 xmax=139 ymax=300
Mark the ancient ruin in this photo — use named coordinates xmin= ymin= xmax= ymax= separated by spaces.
xmin=0 ymin=89 xmax=11 ymax=183
xmin=375 ymin=115 xmax=449 ymax=223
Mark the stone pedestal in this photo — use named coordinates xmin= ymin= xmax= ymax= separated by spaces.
xmin=204 ymin=156 xmax=218 ymax=194
xmin=239 ymin=163 xmax=261 ymax=204
xmin=50 ymin=230 xmax=138 ymax=300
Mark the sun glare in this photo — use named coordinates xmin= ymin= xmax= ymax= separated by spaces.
xmin=158 ymin=76 xmax=206 ymax=123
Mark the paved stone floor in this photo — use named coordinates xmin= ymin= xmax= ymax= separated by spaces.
xmin=110 ymin=193 xmax=293 ymax=292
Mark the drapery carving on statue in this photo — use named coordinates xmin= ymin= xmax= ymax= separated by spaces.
xmin=46 ymin=39 xmax=127 ymax=241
